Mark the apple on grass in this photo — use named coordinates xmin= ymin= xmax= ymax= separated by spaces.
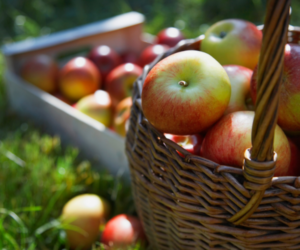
xmin=74 ymin=90 xmax=113 ymax=127
xmin=156 ymin=27 xmax=185 ymax=47
xmin=251 ymin=43 xmax=300 ymax=134
xmin=101 ymin=214 xmax=147 ymax=249
xmin=201 ymin=111 xmax=291 ymax=177
xmin=201 ymin=19 xmax=262 ymax=70
xmin=139 ymin=44 xmax=170 ymax=67
xmin=223 ymin=65 xmax=253 ymax=115
xmin=105 ymin=63 xmax=143 ymax=108
xmin=113 ymin=96 xmax=132 ymax=137
xmin=142 ymin=50 xmax=231 ymax=135
xmin=61 ymin=194 xmax=110 ymax=250
xmin=59 ymin=57 xmax=101 ymax=102
xmin=20 ymin=54 xmax=58 ymax=93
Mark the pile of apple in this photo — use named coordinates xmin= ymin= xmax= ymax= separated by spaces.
xmin=19 ymin=27 xmax=185 ymax=137
xmin=142 ymin=19 xmax=300 ymax=177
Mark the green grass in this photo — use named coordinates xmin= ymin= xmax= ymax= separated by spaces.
xmin=0 ymin=53 xmax=140 ymax=249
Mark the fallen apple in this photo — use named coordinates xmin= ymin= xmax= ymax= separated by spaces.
xmin=201 ymin=111 xmax=291 ymax=177
xmin=201 ymin=19 xmax=262 ymax=70
xmin=59 ymin=57 xmax=101 ymax=101
xmin=113 ymin=97 xmax=132 ymax=137
xmin=20 ymin=54 xmax=58 ymax=93
xmin=61 ymin=194 xmax=110 ymax=250
xmin=156 ymin=27 xmax=185 ymax=47
xmin=139 ymin=44 xmax=170 ymax=67
xmin=142 ymin=50 xmax=231 ymax=135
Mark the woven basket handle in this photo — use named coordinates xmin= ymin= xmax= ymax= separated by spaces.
xmin=228 ymin=0 xmax=291 ymax=225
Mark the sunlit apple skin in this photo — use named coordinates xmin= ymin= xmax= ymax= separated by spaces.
xmin=113 ymin=97 xmax=132 ymax=137
xmin=88 ymin=45 xmax=121 ymax=82
xmin=250 ymin=44 xmax=300 ymax=134
xmin=105 ymin=63 xmax=143 ymax=108
xmin=201 ymin=111 xmax=291 ymax=176
xmin=20 ymin=54 xmax=58 ymax=93
xmin=101 ymin=214 xmax=146 ymax=249
xmin=75 ymin=90 xmax=113 ymax=127
xmin=59 ymin=57 xmax=101 ymax=101
xmin=201 ymin=19 xmax=262 ymax=70
xmin=139 ymin=44 xmax=170 ymax=67
xmin=62 ymin=194 xmax=110 ymax=250
xmin=223 ymin=65 xmax=253 ymax=115
xmin=142 ymin=50 xmax=231 ymax=135
xmin=156 ymin=27 xmax=185 ymax=47
xmin=164 ymin=133 xmax=203 ymax=156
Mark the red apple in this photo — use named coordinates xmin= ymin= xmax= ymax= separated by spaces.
xmin=62 ymin=194 xmax=111 ymax=250
xmin=201 ymin=19 xmax=262 ymax=70
xmin=101 ymin=214 xmax=146 ymax=249
xmin=59 ymin=57 xmax=101 ymax=101
xmin=201 ymin=111 xmax=291 ymax=177
xmin=164 ymin=133 xmax=203 ymax=156
xmin=105 ymin=63 xmax=143 ymax=108
xmin=250 ymin=43 xmax=300 ymax=134
xmin=88 ymin=45 xmax=121 ymax=82
xmin=120 ymin=51 xmax=140 ymax=65
xmin=156 ymin=27 xmax=185 ymax=47
xmin=286 ymin=137 xmax=300 ymax=176
xmin=75 ymin=90 xmax=113 ymax=127
xmin=223 ymin=65 xmax=253 ymax=115
xmin=113 ymin=97 xmax=132 ymax=137
xmin=142 ymin=50 xmax=231 ymax=135
xmin=139 ymin=44 xmax=170 ymax=67
xmin=20 ymin=54 xmax=58 ymax=93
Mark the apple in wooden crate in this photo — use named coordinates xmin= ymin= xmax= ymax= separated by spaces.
xmin=201 ymin=19 xmax=262 ymax=70
xmin=59 ymin=57 xmax=101 ymax=101
xmin=113 ymin=97 xmax=132 ymax=137
xmin=139 ymin=44 xmax=170 ymax=67
xmin=156 ymin=27 xmax=185 ymax=47
xmin=20 ymin=54 xmax=58 ymax=93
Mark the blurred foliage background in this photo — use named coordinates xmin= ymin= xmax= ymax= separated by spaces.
xmin=1 ymin=0 xmax=300 ymax=46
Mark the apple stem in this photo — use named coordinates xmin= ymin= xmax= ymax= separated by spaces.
xmin=178 ymin=80 xmax=188 ymax=87
xmin=219 ymin=31 xmax=227 ymax=38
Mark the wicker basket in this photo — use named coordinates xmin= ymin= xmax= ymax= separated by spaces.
xmin=126 ymin=1 xmax=300 ymax=249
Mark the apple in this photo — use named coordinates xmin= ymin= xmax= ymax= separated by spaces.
xmin=139 ymin=44 xmax=170 ymax=67
xmin=113 ymin=97 xmax=132 ymax=137
xmin=250 ymin=43 xmax=300 ymax=134
xmin=88 ymin=45 xmax=121 ymax=82
xmin=223 ymin=65 xmax=253 ymax=115
xmin=201 ymin=19 xmax=262 ymax=70
xmin=201 ymin=111 xmax=291 ymax=177
xmin=286 ymin=137 xmax=300 ymax=176
xmin=120 ymin=51 xmax=140 ymax=65
xmin=101 ymin=214 xmax=146 ymax=249
xmin=164 ymin=133 xmax=203 ymax=156
xmin=156 ymin=27 xmax=185 ymax=47
xmin=20 ymin=54 xmax=58 ymax=93
xmin=53 ymin=92 xmax=75 ymax=105
xmin=142 ymin=50 xmax=231 ymax=135
xmin=59 ymin=57 xmax=101 ymax=101
xmin=61 ymin=194 xmax=110 ymax=250
xmin=74 ymin=90 xmax=113 ymax=127
xmin=105 ymin=63 xmax=143 ymax=108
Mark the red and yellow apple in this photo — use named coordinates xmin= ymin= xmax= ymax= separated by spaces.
xmin=113 ymin=97 xmax=132 ymax=137
xmin=201 ymin=111 xmax=291 ymax=177
xmin=61 ymin=194 xmax=110 ymax=250
xmin=142 ymin=50 xmax=231 ymax=135
xmin=74 ymin=90 xmax=113 ymax=127
xmin=105 ymin=63 xmax=142 ymax=108
xmin=101 ymin=214 xmax=146 ymax=249
xmin=59 ymin=57 xmax=101 ymax=101
xmin=139 ymin=44 xmax=170 ymax=67
xmin=223 ymin=65 xmax=253 ymax=115
xmin=156 ymin=27 xmax=185 ymax=47
xmin=201 ymin=19 xmax=262 ymax=70
xmin=20 ymin=54 xmax=58 ymax=93
xmin=250 ymin=43 xmax=300 ymax=134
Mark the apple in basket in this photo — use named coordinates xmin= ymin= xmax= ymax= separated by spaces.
xmin=20 ymin=54 xmax=58 ymax=93
xmin=74 ymin=90 xmax=113 ymax=127
xmin=139 ymin=44 xmax=170 ymax=67
xmin=105 ymin=63 xmax=143 ymax=108
xmin=61 ymin=194 xmax=110 ymax=250
xmin=201 ymin=19 xmax=262 ymax=70
xmin=201 ymin=111 xmax=291 ymax=177
xmin=286 ymin=137 xmax=300 ymax=176
xmin=113 ymin=97 xmax=132 ymax=137
xmin=250 ymin=43 xmax=300 ymax=134
xmin=223 ymin=65 xmax=253 ymax=115
xmin=101 ymin=214 xmax=147 ymax=249
xmin=142 ymin=50 xmax=231 ymax=135
xmin=156 ymin=27 xmax=185 ymax=47
xmin=59 ymin=57 xmax=101 ymax=102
